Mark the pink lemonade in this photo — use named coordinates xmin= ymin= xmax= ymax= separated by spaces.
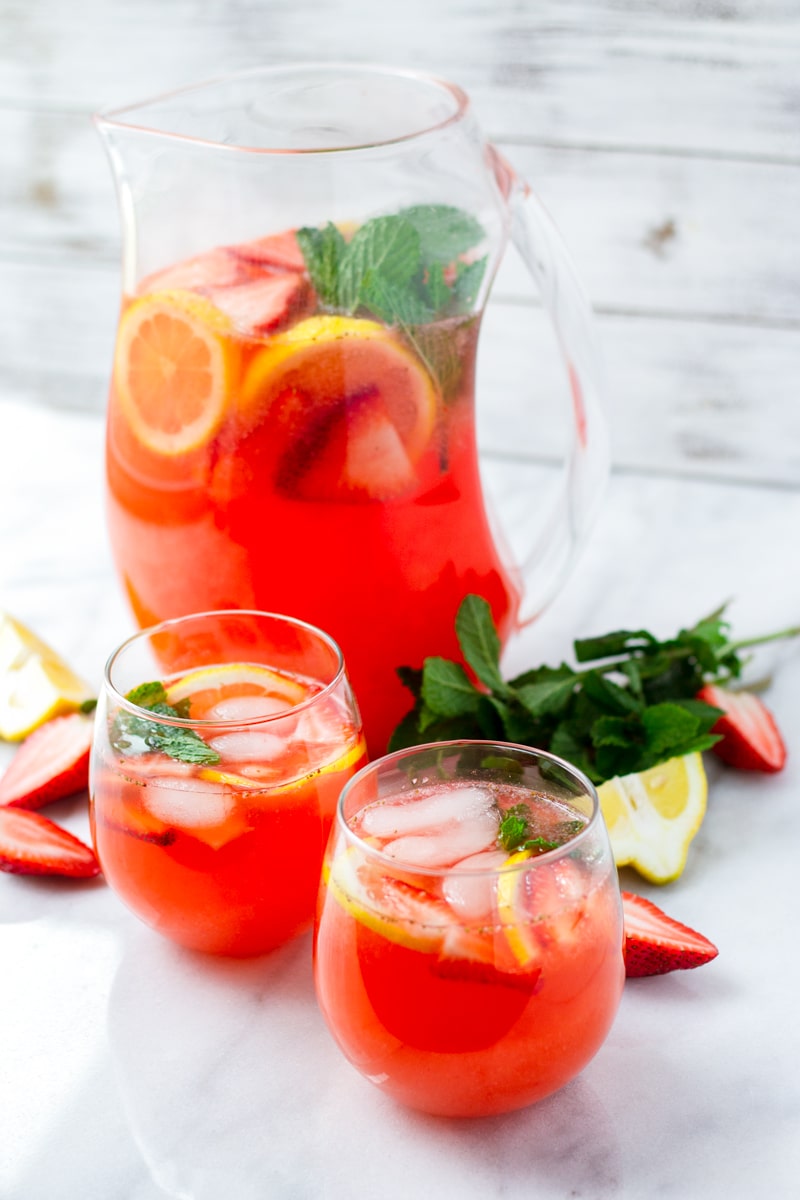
xmin=315 ymin=774 xmax=624 ymax=1117
xmin=91 ymin=658 xmax=366 ymax=957
xmin=105 ymin=221 xmax=521 ymax=755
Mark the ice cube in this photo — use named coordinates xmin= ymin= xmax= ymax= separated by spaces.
xmin=209 ymin=730 xmax=285 ymax=763
xmin=205 ymin=694 xmax=290 ymax=721
xmin=361 ymin=785 xmax=494 ymax=838
xmin=443 ymin=850 xmax=510 ymax=921
xmin=292 ymin=701 xmax=342 ymax=749
xmin=383 ymin=807 xmax=499 ymax=869
xmin=143 ymin=776 xmax=232 ymax=829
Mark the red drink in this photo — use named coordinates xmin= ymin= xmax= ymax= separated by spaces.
xmin=314 ymin=743 xmax=624 ymax=1116
xmin=105 ymin=222 xmax=521 ymax=754
xmin=90 ymin=611 xmax=365 ymax=956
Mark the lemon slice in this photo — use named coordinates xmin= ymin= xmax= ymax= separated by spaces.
xmin=598 ymin=752 xmax=707 ymax=884
xmin=241 ymin=314 xmax=438 ymax=498
xmin=326 ymin=844 xmax=453 ymax=952
xmin=495 ymin=849 xmax=537 ymax=966
xmin=0 ymin=612 xmax=94 ymax=741
xmin=163 ymin=662 xmax=307 ymax=716
xmin=198 ymin=735 xmax=366 ymax=793
xmin=113 ymin=289 xmax=239 ymax=456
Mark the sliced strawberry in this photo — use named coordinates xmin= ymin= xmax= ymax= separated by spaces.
xmin=0 ymin=712 xmax=93 ymax=810
xmin=0 ymin=806 xmax=100 ymax=878
xmin=622 ymin=891 xmax=718 ymax=978
xmin=206 ymin=273 xmax=311 ymax=335
xmin=227 ymin=230 xmax=307 ymax=273
xmin=138 ymin=247 xmax=257 ymax=294
xmin=697 ymin=684 xmax=786 ymax=772
xmin=433 ymin=954 xmax=542 ymax=994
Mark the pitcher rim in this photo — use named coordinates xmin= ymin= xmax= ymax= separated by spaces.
xmin=93 ymin=62 xmax=471 ymax=155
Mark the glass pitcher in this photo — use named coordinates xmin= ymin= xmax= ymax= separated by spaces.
xmin=95 ymin=64 xmax=608 ymax=754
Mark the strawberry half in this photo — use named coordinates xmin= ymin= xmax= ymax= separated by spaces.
xmin=227 ymin=230 xmax=307 ymax=273
xmin=0 ymin=806 xmax=100 ymax=878
xmin=697 ymin=684 xmax=786 ymax=772
xmin=206 ymin=273 xmax=311 ymax=335
xmin=622 ymin=891 xmax=718 ymax=978
xmin=0 ymin=712 xmax=93 ymax=810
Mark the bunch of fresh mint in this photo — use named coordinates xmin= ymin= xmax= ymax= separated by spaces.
xmin=111 ymin=681 xmax=221 ymax=766
xmin=389 ymin=594 xmax=794 ymax=785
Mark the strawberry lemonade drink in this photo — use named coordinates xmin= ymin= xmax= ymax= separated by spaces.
xmin=314 ymin=741 xmax=624 ymax=1117
xmin=90 ymin=611 xmax=365 ymax=956
xmin=105 ymin=210 xmax=521 ymax=754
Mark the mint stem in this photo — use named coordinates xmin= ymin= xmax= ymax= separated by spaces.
xmin=728 ymin=625 xmax=800 ymax=653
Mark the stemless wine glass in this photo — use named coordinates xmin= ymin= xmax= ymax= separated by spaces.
xmin=90 ymin=610 xmax=366 ymax=956
xmin=314 ymin=740 xmax=624 ymax=1117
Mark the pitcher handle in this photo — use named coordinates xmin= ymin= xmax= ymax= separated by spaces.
xmin=497 ymin=152 xmax=610 ymax=625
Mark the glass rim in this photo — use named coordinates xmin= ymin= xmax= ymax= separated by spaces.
xmin=335 ymin=738 xmax=602 ymax=878
xmin=93 ymin=62 xmax=470 ymax=156
xmin=104 ymin=608 xmax=347 ymax=730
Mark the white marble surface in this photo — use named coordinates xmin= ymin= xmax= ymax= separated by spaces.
xmin=2 ymin=2 xmax=800 ymax=1197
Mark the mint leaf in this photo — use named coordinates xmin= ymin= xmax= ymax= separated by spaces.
xmin=516 ymin=676 xmax=575 ymax=718
xmin=339 ymin=216 xmax=420 ymax=314
xmin=112 ymin=683 xmax=221 ymax=766
xmin=574 ymin=629 xmax=657 ymax=662
xmin=126 ymin=680 xmax=167 ymax=708
xmin=455 ymin=594 xmax=506 ymax=694
xmin=403 ymin=205 xmax=485 ymax=262
xmin=641 ymin=703 xmax=706 ymax=758
xmin=498 ymin=804 xmax=530 ymax=851
xmin=581 ymin=670 xmax=642 ymax=715
xmin=296 ymin=223 xmax=347 ymax=309
xmin=421 ymin=657 xmax=482 ymax=718
xmin=423 ymin=262 xmax=452 ymax=311
xmin=359 ymin=274 xmax=433 ymax=327
xmin=451 ymin=257 xmax=487 ymax=309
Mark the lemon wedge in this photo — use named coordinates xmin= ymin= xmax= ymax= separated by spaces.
xmin=0 ymin=612 xmax=94 ymax=741
xmin=598 ymin=752 xmax=707 ymax=884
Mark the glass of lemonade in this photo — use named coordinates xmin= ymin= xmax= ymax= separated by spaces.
xmin=314 ymin=740 xmax=624 ymax=1117
xmin=90 ymin=610 xmax=366 ymax=956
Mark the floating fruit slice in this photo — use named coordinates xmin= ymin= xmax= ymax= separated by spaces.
xmin=113 ymin=289 xmax=239 ymax=456
xmin=598 ymin=752 xmax=707 ymax=884
xmin=327 ymin=846 xmax=454 ymax=952
xmin=137 ymin=247 xmax=256 ymax=295
xmin=201 ymin=734 xmax=367 ymax=797
xmin=241 ymin=315 xmax=438 ymax=499
xmin=496 ymin=851 xmax=587 ymax=968
xmin=0 ymin=612 xmax=94 ymax=741
xmin=227 ymin=229 xmax=307 ymax=272
xmin=163 ymin=662 xmax=307 ymax=719
xmin=205 ymin=273 xmax=311 ymax=336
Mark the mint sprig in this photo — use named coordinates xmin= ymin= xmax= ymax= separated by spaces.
xmin=111 ymin=681 xmax=221 ymax=767
xmin=390 ymin=595 xmax=800 ymax=784
xmin=296 ymin=205 xmax=487 ymax=396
